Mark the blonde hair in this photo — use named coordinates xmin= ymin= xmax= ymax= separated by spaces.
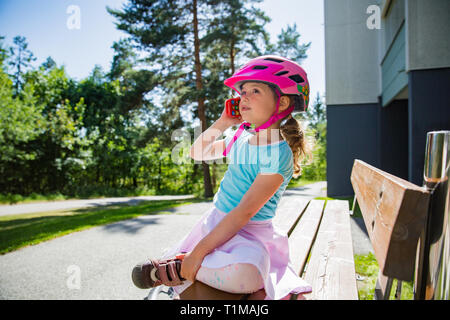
xmin=280 ymin=102 xmax=313 ymax=178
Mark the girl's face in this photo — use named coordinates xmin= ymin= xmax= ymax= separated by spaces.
xmin=239 ymin=82 xmax=277 ymax=126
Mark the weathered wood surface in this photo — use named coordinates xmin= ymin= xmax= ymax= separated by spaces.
xmin=302 ymin=200 xmax=358 ymax=300
xmin=288 ymin=200 xmax=325 ymax=277
xmin=273 ymin=198 xmax=310 ymax=236
xmin=350 ymin=159 xmax=431 ymax=281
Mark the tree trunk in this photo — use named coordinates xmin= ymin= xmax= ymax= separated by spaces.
xmin=211 ymin=162 xmax=216 ymax=191
xmin=229 ymin=38 xmax=236 ymax=97
xmin=229 ymin=18 xmax=236 ymax=97
xmin=230 ymin=34 xmax=235 ymax=74
xmin=193 ymin=0 xmax=213 ymax=198
xmin=191 ymin=163 xmax=199 ymax=192
xmin=157 ymin=158 xmax=162 ymax=193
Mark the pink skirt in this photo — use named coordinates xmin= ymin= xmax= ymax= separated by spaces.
xmin=160 ymin=206 xmax=312 ymax=300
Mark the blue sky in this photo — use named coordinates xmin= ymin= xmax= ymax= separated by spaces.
xmin=0 ymin=0 xmax=324 ymax=100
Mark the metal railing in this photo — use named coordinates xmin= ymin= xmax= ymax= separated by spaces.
xmin=417 ymin=130 xmax=450 ymax=299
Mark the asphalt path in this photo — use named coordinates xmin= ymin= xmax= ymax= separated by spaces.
xmin=0 ymin=195 xmax=197 ymax=217
xmin=0 ymin=181 xmax=372 ymax=300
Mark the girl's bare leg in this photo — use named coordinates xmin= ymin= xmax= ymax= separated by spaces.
xmin=195 ymin=263 xmax=264 ymax=294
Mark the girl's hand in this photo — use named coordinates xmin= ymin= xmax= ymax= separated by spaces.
xmin=180 ymin=250 xmax=204 ymax=283
xmin=218 ymin=100 xmax=243 ymax=128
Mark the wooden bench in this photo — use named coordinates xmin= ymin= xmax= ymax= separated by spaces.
xmin=275 ymin=198 xmax=358 ymax=300
xmin=177 ymin=132 xmax=447 ymax=300
xmin=179 ymin=197 xmax=359 ymax=300
xmin=350 ymin=159 xmax=431 ymax=299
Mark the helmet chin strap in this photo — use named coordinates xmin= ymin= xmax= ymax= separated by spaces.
xmin=222 ymin=88 xmax=294 ymax=157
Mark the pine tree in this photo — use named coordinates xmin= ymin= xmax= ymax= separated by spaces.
xmin=108 ymin=0 xmax=215 ymax=197
xmin=8 ymin=36 xmax=36 ymax=95
xmin=107 ymin=1 xmax=312 ymax=197
xmin=108 ymin=0 xmax=275 ymax=197
xmin=270 ymin=23 xmax=311 ymax=62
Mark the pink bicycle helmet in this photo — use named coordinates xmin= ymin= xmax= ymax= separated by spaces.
xmin=222 ymin=55 xmax=310 ymax=156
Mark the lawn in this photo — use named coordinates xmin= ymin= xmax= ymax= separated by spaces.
xmin=287 ymin=178 xmax=322 ymax=189
xmin=354 ymin=252 xmax=414 ymax=300
xmin=0 ymin=198 xmax=199 ymax=255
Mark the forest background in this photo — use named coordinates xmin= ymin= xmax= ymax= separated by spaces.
xmin=0 ymin=0 xmax=326 ymax=202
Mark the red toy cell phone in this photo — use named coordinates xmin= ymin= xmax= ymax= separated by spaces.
xmin=225 ymin=97 xmax=241 ymax=118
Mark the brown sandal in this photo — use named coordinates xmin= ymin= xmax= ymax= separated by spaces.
xmin=132 ymin=253 xmax=187 ymax=289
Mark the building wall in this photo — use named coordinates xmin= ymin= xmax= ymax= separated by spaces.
xmin=327 ymin=98 xmax=410 ymax=197
xmin=408 ymin=68 xmax=450 ymax=186
xmin=378 ymin=98 xmax=409 ymax=180
xmin=324 ymin=0 xmax=450 ymax=196
xmin=380 ymin=0 xmax=405 ymax=58
xmin=324 ymin=0 xmax=381 ymax=105
xmin=381 ymin=21 xmax=407 ymax=106
xmin=406 ymin=0 xmax=450 ymax=71
xmin=326 ymin=104 xmax=379 ymax=197
xmin=325 ymin=0 xmax=383 ymax=196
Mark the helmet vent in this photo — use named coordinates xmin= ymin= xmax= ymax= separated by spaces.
xmin=275 ymin=71 xmax=289 ymax=76
xmin=288 ymin=74 xmax=305 ymax=83
xmin=252 ymin=65 xmax=268 ymax=70
xmin=264 ymin=57 xmax=284 ymax=63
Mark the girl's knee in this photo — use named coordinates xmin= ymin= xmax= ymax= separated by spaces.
xmin=233 ymin=263 xmax=259 ymax=277
xmin=195 ymin=263 xmax=264 ymax=294
xmin=224 ymin=263 xmax=264 ymax=293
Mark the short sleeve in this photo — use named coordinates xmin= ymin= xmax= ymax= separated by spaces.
xmin=259 ymin=145 xmax=293 ymax=182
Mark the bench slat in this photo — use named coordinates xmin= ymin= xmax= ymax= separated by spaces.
xmin=273 ymin=198 xmax=310 ymax=236
xmin=350 ymin=159 xmax=430 ymax=281
xmin=303 ymin=200 xmax=358 ymax=300
xmin=288 ymin=199 xmax=326 ymax=276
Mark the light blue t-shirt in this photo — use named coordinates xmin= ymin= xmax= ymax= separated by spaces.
xmin=213 ymin=129 xmax=294 ymax=221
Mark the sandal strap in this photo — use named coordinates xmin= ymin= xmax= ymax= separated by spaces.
xmin=157 ymin=260 xmax=184 ymax=286
xmin=167 ymin=261 xmax=184 ymax=286
xmin=157 ymin=263 xmax=170 ymax=285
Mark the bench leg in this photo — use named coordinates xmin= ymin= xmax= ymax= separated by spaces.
xmin=374 ymin=271 xmax=393 ymax=300
xmin=373 ymin=271 xmax=404 ymax=300
xmin=394 ymin=281 xmax=402 ymax=300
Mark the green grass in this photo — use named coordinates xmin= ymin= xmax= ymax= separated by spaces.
xmin=2 ymin=178 xmax=322 ymax=205
xmin=354 ymin=252 xmax=414 ymax=300
xmin=0 ymin=192 xmax=71 ymax=205
xmin=287 ymin=178 xmax=322 ymax=189
xmin=0 ymin=198 xmax=199 ymax=255
xmin=0 ymin=187 xmax=160 ymax=205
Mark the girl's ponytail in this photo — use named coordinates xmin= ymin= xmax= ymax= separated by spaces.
xmin=280 ymin=114 xmax=313 ymax=178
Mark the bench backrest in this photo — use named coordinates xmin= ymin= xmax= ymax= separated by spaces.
xmin=350 ymin=159 xmax=431 ymax=281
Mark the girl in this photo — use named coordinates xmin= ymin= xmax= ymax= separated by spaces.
xmin=132 ymin=55 xmax=312 ymax=300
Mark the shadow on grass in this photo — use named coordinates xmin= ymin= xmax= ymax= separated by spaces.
xmin=0 ymin=199 xmax=196 ymax=255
